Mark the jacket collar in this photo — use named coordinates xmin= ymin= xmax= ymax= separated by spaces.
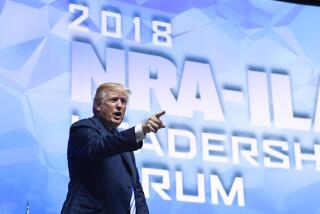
xmin=91 ymin=115 xmax=116 ymax=133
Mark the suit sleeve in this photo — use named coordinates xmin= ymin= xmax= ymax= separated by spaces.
xmin=67 ymin=121 xmax=142 ymax=159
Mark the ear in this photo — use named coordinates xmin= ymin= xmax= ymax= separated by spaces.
xmin=95 ymin=103 xmax=101 ymax=113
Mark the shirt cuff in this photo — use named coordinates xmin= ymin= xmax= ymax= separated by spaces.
xmin=135 ymin=124 xmax=146 ymax=142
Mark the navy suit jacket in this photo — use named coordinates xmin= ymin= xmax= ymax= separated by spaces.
xmin=61 ymin=116 xmax=149 ymax=214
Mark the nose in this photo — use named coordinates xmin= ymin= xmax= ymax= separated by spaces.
xmin=116 ymin=99 xmax=123 ymax=108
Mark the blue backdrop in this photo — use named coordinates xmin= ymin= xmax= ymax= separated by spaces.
xmin=1 ymin=0 xmax=320 ymax=213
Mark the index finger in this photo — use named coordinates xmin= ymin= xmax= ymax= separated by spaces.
xmin=155 ymin=110 xmax=166 ymax=118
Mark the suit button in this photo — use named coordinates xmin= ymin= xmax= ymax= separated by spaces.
xmin=127 ymin=185 xmax=131 ymax=189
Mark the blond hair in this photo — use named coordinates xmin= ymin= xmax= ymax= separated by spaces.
xmin=92 ymin=82 xmax=131 ymax=115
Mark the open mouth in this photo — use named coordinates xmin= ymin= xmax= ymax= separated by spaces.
xmin=114 ymin=111 xmax=122 ymax=119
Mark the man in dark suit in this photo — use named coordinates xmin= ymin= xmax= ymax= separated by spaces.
xmin=61 ymin=82 xmax=165 ymax=214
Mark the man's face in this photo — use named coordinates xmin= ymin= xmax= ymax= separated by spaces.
xmin=96 ymin=88 xmax=128 ymax=128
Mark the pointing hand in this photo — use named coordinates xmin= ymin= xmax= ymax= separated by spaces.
xmin=142 ymin=111 xmax=166 ymax=134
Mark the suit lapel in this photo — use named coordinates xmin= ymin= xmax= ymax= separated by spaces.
xmin=92 ymin=116 xmax=137 ymax=179
xmin=114 ymin=127 xmax=135 ymax=177
xmin=120 ymin=152 xmax=135 ymax=176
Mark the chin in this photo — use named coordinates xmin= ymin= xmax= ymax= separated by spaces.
xmin=113 ymin=120 xmax=122 ymax=127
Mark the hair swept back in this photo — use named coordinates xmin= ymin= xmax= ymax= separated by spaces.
xmin=92 ymin=82 xmax=131 ymax=115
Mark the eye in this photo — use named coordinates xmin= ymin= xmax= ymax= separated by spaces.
xmin=110 ymin=97 xmax=118 ymax=103
xmin=121 ymin=98 xmax=127 ymax=104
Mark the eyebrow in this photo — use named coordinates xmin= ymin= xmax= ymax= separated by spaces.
xmin=108 ymin=95 xmax=128 ymax=100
